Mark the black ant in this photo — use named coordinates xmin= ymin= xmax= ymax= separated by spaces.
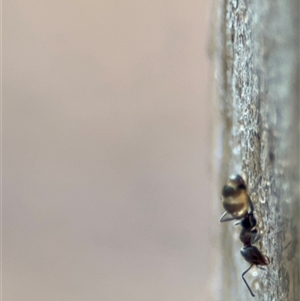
xmin=220 ymin=175 xmax=269 ymax=297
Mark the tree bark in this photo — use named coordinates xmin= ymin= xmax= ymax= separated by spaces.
xmin=212 ymin=0 xmax=299 ymax=300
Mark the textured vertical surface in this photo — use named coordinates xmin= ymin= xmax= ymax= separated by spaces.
xmin=213 ymin=0 xmax=299 ymax=300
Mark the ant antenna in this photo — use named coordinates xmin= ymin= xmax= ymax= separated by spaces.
xmin=241 ymin=265 xmax=255 ymax=297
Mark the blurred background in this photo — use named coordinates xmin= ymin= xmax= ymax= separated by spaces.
xmin=3 ymin=1 xmax=214 ymax=300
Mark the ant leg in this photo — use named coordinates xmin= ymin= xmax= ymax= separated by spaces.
xmin=219 ymin=211 xmax=236 ymax=223
xmin=264 ymin=255 xmax=270 ymax=264
xmin=241 ymin=264 xmax=255 ymax=297
xmin=251 ymin=232 xmax=262 ymax=244
xmin=258 ymin=266 xmax=267 ymax=272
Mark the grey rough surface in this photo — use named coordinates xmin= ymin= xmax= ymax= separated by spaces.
xmin=212 ymin=0 xmax=299 ymax=300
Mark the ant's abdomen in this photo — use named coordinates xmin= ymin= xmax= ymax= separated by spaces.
xmin=222 ymin=192 xmax=250 ymax=219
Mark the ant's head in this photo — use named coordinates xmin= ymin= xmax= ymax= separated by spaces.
xmin=241 ymin=245 xmax=269 ymax=266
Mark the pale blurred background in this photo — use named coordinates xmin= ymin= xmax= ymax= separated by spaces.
xmin=3 ymin=1 xmax=214 ymax=300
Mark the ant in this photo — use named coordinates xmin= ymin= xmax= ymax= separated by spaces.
xmin=220 ymin=175 xmax=269 ymax=297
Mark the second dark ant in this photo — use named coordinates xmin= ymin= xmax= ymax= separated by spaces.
xmin=219 ymin=175 xmax=270 ymax=297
